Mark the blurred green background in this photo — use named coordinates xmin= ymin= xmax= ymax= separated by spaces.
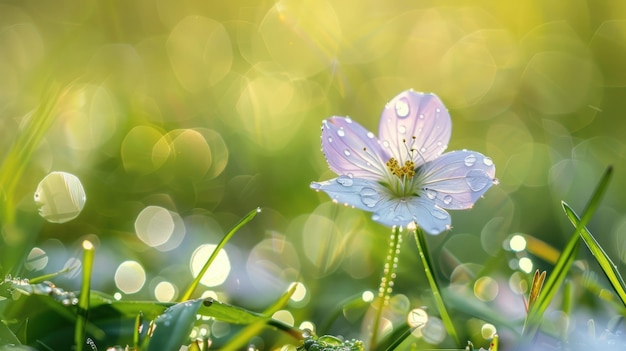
xmin=2 ymin=0 xmax=626 ymax=348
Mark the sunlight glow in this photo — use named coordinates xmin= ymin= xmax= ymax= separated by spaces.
xmin=288 ymin=282 xmax=307 ymax=302
xmin=34 ymin=172 xmax=86 ymax=223
xmin=25 ymin=247 xmax=48 ymax=271
xmin=509 ymin=234 xmax=527 ymax=251
xmin=154 ymin=281 xmax=177 ymax=302
xmin=190 ymin=244 xmax=231 ymax=287
xmin=519 ymin=257 xmax=534 ymax=273
xmin=272 ymin=310 xmax=295 ymax=326
xmin=407 ymin=308 xmax=428 ymax=328
xmin=114 ymin=260 xmax=146 ymax=294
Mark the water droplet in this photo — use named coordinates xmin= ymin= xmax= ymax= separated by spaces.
xmin=343 ymin=149 xmax=351 ymax=156
xmin=395 ymin=98 xmax=410 ymax=118
xmin=393 ymin=215 xmax=405 ymax=222
xmin=431 ymin=208 xmax=448 ymax=220
xmin=367 ymin=131 xmax=375 ymax=139
xmin=483 ymin=157 xmax=493 ymax=166
xmin=420 ymin=147 xmax=426 ymax=153
xmin=34 ymin=172 xmax=87 ymax=223
xmin=425 ymin=189 xmax=437 ymax=200
xmin=419 ymin=114 xmax=424 ymax=119
xmin=310 ymin=182 xmax=321 ymax=190
xmin=398 ymin=125 xmax=406 ymax=134
xmin=345 ymin=117 xmax=352 ymax=123
xmin=466 ymin=169 xmax=490 ymax=191
xmin=327 ymin=136 xmax=333 ymax=143
xmin=372 ymin=214 xmax=381 ymax=221
xmin=443 ymin=195 xmax=453 ymax=205
xmin=360 ymin=187 xmax=380 ymax=208
xmin=382 ymin=140 xmax=390 ymax=148
xmin=464 ymin=154 xmax=476 ymax=167
xmin=337 ymin=176 xmax=353 ymax=187
xmin=337 ymin=128 xmax=345 ymax=137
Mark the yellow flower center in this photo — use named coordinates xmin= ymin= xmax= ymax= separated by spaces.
xmin=386 ymin=157 xmax=416 ymax=179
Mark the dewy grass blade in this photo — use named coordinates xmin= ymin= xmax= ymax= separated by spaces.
xmin=522 ymin=166 xmax=613 ymax=339
xmin=563 ymin=201 xmax=626 ymax=307
xmin=219 ymin=283 xmax=302 ymax=351
xmin=413 ymin=227 xmax=460 ymax=347
xmin=180 ymin=207 xmax=261 ymax=301
xmin=75 ymin=240 xmax=95 ymax=351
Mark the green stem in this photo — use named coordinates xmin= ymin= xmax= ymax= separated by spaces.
xmin=180 ymin=207 xmax=260 ymax=301
xmin=413 ymin=227 xmax=460 ymax=346
xmin=75 ymin=240 xmax=95 ymax=351
xmin=370 ymin=226 xmax=402 ymax=350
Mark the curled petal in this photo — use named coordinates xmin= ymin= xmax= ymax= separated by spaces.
xmin=310 ymin=177 xmax=451 ymax=234
xmin=320 ymin=117 xmax=388 ymax=180
xmin=417 ymin=150 xmax=496 ymax=210
xmin=378 ymin=91 xmax=451 ymax=166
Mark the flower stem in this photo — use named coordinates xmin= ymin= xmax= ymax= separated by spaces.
xmin=370 ymin=226 xmax=402 ymax=349
xmin=413 ymin=227 xmax=460 ymax=346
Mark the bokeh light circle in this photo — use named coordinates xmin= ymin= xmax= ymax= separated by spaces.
xmin=34 ymin=171 xmax=86 ymax=223
xmin=114 ymin=260 xmax=146 ymax=294
xmin=190 ymin=244 xmax=231 ymax=287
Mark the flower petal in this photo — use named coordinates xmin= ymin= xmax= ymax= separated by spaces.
xmin=378 ymin=91 xmax=451 ymax=166
xmin=417 ymin=150 xmax=496 ymax=210
xmin=321 ymin=117 xmax=388 ymax=180
xmin=310 ymin=177 xmax=450 ymax=234
xmin=310 ymin=176 xmax=388 ymax=212
xmin=373 ymin=196 xmax=451 ymax=235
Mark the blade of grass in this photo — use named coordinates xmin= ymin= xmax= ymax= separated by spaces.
xmin=413 ymin=227 xmax=460 ymax=346
xmin=218 ymin=283 xmax=302 ymax=351
xmin=28 ymin=264 xmax=80 ymax=284
xmin=563 ymin=201 xmax=626 ymax=306
xmin=74 ymin=240 xmax=94 ymax=351
xmin=523 ymin=166 xmax=613 ymax=338
xmin=0 ymin=82 xmax=66 ymax=224
xmin=180 ymin=207 xmax=260 ymax=301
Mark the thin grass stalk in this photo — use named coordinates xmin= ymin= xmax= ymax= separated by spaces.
xmin=413 ymin=227 xmax=460 ymax=346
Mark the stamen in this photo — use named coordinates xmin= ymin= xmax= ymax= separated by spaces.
xmin=386 ymin=157 xmax=416 ymax=180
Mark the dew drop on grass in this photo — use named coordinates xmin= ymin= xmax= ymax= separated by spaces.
xmin=34 ymin=171 xmax=86 ymax=223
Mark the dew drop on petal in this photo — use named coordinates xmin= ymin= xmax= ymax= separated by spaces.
xmin=367 ymin=132 xmax=375 ymax=139
xmin=359 ymin=187 xmax=380 ymax=208
xmin=420 ymin=147 xmax=426 ymax=153
xmin=464 ymin=154 xmax=476 ymax=167
xmin=443 ymin=195 xmax=453 ymax=205
xmin=327 ymin=136 xmax=333 ymax=143
xmin=336 ymin=175 xmax=353 ymax=187
xmin=337 ymin=128 xmax=345 ymax=137
xmin=483 ymin=157 xmax=493 ymax=166
xmin=372 ymin=213 xmax=381 ymax=221
xmin=393 ymin=215 xmax=405 ymax=222
xmin=343 ymin=149 xmax=351 ymax=156
xmin=310 ymin=182 xmax=322 ymax=190
xmin=425 ymin=189 xmax=437 ymax=200
xmin=398 ymin=125 xmax=406 ymax=134
xmin=419 ymin=114 xmax=424 ymax=119
xmin=431 ymin=208 xmax=448 ymax=220
xmin=345 ymin=117 xmax=352 ymax=123
xmin=466 ymin=169 xmax=490 ymax=191
xmin=395 ymin=98 xmax=410 ymax=118
xmin=382 ymin=140 xmax=390 ymax=148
